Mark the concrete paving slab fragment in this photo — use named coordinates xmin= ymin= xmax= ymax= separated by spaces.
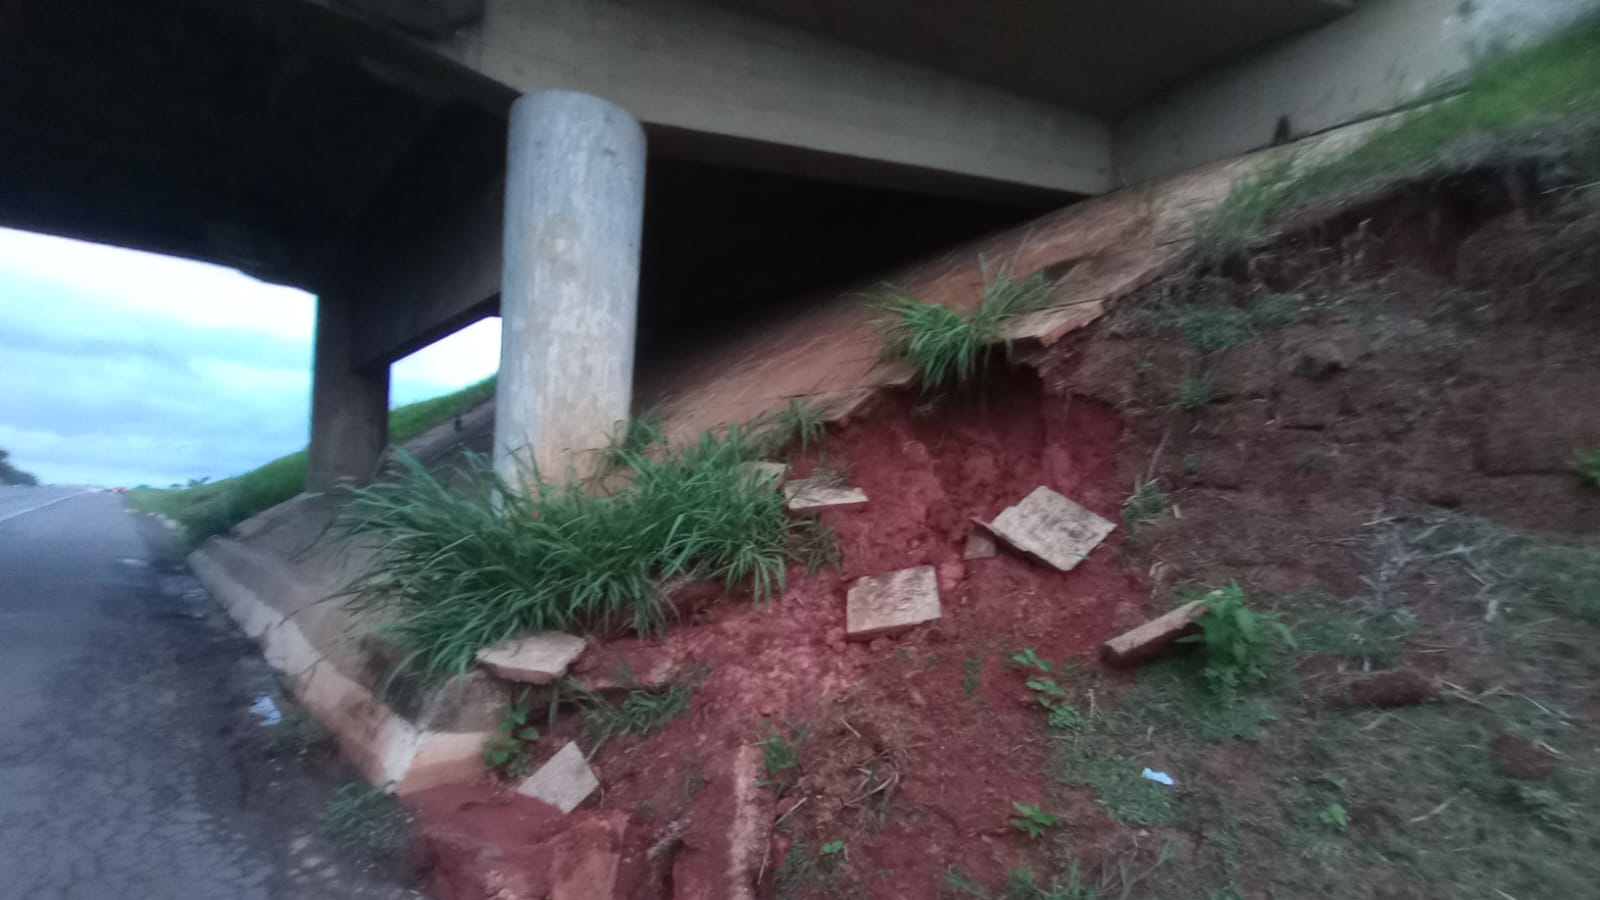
xmin=846 ymin=565 xmax=940 ymax=640
xmin=517 ymin=741 xmax=599 ymax=814
xmin=477 ymin=632 xmax=587 ymax=684
xmin=1100 ymin=599 xmax=1206 ymax=667
xmin=987 ymin=486 xmax=1115 ymax=572
xmin=784 ymin=476 xmax=868 ymax=511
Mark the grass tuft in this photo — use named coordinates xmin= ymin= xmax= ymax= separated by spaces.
xmin=579 ymin=683 xmax=693 ymax=752
xmin=1122 ymin=479 xmax=1168 ymax=536
xmin=1194 ymin=12 xmax=1600 ymax=259
xmin=1574 ymin=448 xmax=1600 ymax=487
xmin=321 ymin=783 xmax=410 ymax=856
xmin=875 ymin=259 xmax=1051 ymax=392
xmin=335 ymin=425 xmax=805 ymax=682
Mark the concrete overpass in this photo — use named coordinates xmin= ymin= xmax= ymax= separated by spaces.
xmin=2 ymin=0 xmax=1585 ymax=486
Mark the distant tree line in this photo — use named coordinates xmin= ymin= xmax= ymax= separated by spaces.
xmin=0 ymin=448 xmax=39 ymax=486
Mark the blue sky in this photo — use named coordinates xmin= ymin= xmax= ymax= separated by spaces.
xmin=0 ymin=228 xmax=500 ymax=487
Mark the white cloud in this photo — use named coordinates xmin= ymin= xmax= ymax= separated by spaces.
xmin=391 ymin=316 xmax=502 ymax=405
xmin=0 ymin=228 xmax=316 ymax=340
xmin=0 ymin=230 xmax=501 ymax=487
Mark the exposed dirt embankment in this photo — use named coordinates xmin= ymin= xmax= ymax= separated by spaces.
xmin=411 ymin=173 xmax=1600 ymax=900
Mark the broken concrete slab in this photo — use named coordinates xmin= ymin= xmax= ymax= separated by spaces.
xmin=517 ymin=741 xmax=599 ymax=814
xmin=987 ymin=486 xmax=1115 ymax=571
xmin=477 ymin=632 xmax=587 ymax=684
xmin=736 ymin=461 xmax=788 ymax=489
xmin=1100 ymin=599 xmax=1206 ymax=667
xmin=783 ymin=476 xmax=868 ymax=511
xmin=846 ymin=565 xmax=941 ymax=641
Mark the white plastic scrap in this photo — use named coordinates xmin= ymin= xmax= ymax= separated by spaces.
xmin=1141 ymin=768 xmax=1175 ymax=786
xmin=250 ymin=695 xmax=283 ymax=726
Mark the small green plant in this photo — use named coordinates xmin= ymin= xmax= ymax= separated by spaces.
xmin=1318 ymin=802 xmax=1349 ymax=831
xmin=820 ymin=839 xmax=845 ymax=856
xmin=1012 ymin=648 xmax=1082 ymax=730
xmin=760 ymin=723 xmax=807 ymax=797
xmin=1176 ymin=377 xmax=1213 ymax=411
xmin=777 ymin=398 xmax=828 ymax=453
xmin=484 ymin=698 xmax=541 ymax=777
xmin=1009 ymin=801 xmax=1059 ymax=838
xmin=581 ymin=683 xmax=691 ymax=753
xmin=322 ymin=784 xmax=409 ymax=855
xmin=1574 ymin=448 xmax=1600 ymax=487
xmin=1047 ymin=704 xmax=1085 ymax=732
xmin=1008 ymin=648 xmax=1053 ymax=672
xmin=1180 ymin=583 xmax=1294 ymax=695
xmin=1142 ymin=290 xmax=1304 ymax=353
xmin=963 ymin=656 xmax=983 ymax=697
xmin=875 ymin=259 xmax=1050 ymax=392
xmin=1026 ymin=676 xmax=1068 ymax=703
xmin=1184 ymin=454 xmax=1203 ymax=473
xmin=1122 ymin=479 xmax=1167 ymax=535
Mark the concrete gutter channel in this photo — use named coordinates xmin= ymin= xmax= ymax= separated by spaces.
xmin=190 ymin=533 xmax=502 ymax=797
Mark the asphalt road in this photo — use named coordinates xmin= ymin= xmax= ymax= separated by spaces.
xmin=0 ymin=487 xmax=419 ymax=900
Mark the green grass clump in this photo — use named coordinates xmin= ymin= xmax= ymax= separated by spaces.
xmin=1122 ymin=479 xmax=1167 ymax=536
xmin=598 ymin=411 xmax=666 ymax=474
xmin=1146 ymin=292 xmax=1303 ymax=353
xmin=387 ymin=376 xmax=497 ymax=443
xmin=775 ymin=398 xmax=828 ymax=453
xmin=876 ymin=259 xmax=1050 ymax=392
xmin=1411 ymin=515 xmax=1600 ymax=625
xmin=1181 ymin=583 xmax=1295 ymax=696
xmin=128 ymin=376 xmax=498 ymax=544
xmin=321 ymin=783 xmax=409 ymax=856
xmin=1176 ymin=377 xmax=1214 ymax=410
xmin=1197 ymin=12 xmax=1600 ymax=258
xmin=580 ymin=683 xmax=692 ymax=752
xmin=1574 ymin=448 xmax=1600 ymax=487
xmin=336 ymin=426 xmax=805 ymax=682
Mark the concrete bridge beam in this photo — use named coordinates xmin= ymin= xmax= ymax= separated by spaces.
xmin=306 ymin=293 xmax=391 ymax=491
xmin=494 ymin=90 xmax=647 ymax=484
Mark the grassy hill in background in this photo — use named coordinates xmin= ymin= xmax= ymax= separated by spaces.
xmin=128 ymin=377 xmax=495 ymax=544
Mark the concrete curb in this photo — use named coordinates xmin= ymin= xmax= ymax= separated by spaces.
xmin=189 ymin=538 xmax=491 ymax=795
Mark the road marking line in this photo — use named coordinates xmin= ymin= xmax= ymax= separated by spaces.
xmin=0 ymin=490 xmax=97 ymax=526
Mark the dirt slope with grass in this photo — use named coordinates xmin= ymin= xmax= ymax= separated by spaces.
xmin=405 ymin=151 xmax=1600 ymax=900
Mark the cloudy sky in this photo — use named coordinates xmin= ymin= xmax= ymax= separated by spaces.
xmin=0 ymin=228 xmax=500 ymax=487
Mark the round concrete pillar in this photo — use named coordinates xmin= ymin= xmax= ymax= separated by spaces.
xmin=495 ymin=90 xmax=646 ymax=485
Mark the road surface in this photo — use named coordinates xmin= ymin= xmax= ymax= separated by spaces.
xmin=0 ymin=486 xmax=419 ymax=900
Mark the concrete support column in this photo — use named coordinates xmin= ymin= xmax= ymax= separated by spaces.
xmin=306 ymin=293 xmax=390 ymax=491
xmin=494 ymin=90 xmax=647 ymax=483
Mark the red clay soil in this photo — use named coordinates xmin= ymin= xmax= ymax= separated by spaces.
xmin=408 ymin=169 xmax=1600 ymax=900
xmin=408 ymin=371 xmax=1152 ymax=900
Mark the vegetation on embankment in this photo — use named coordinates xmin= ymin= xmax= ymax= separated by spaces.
xmin=336 ymin=419 xmax=832 ymax=683
xmin=0 ymin=447 xmax=39 ymax=486
xmin=1199 ymin=10 xmax=1600 ymax=259
xmin=128 ymin=377 xmax=496 ymax=544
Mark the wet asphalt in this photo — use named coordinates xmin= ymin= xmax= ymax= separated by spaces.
xmin=0 ymin=486 xmax=420 ymax=900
